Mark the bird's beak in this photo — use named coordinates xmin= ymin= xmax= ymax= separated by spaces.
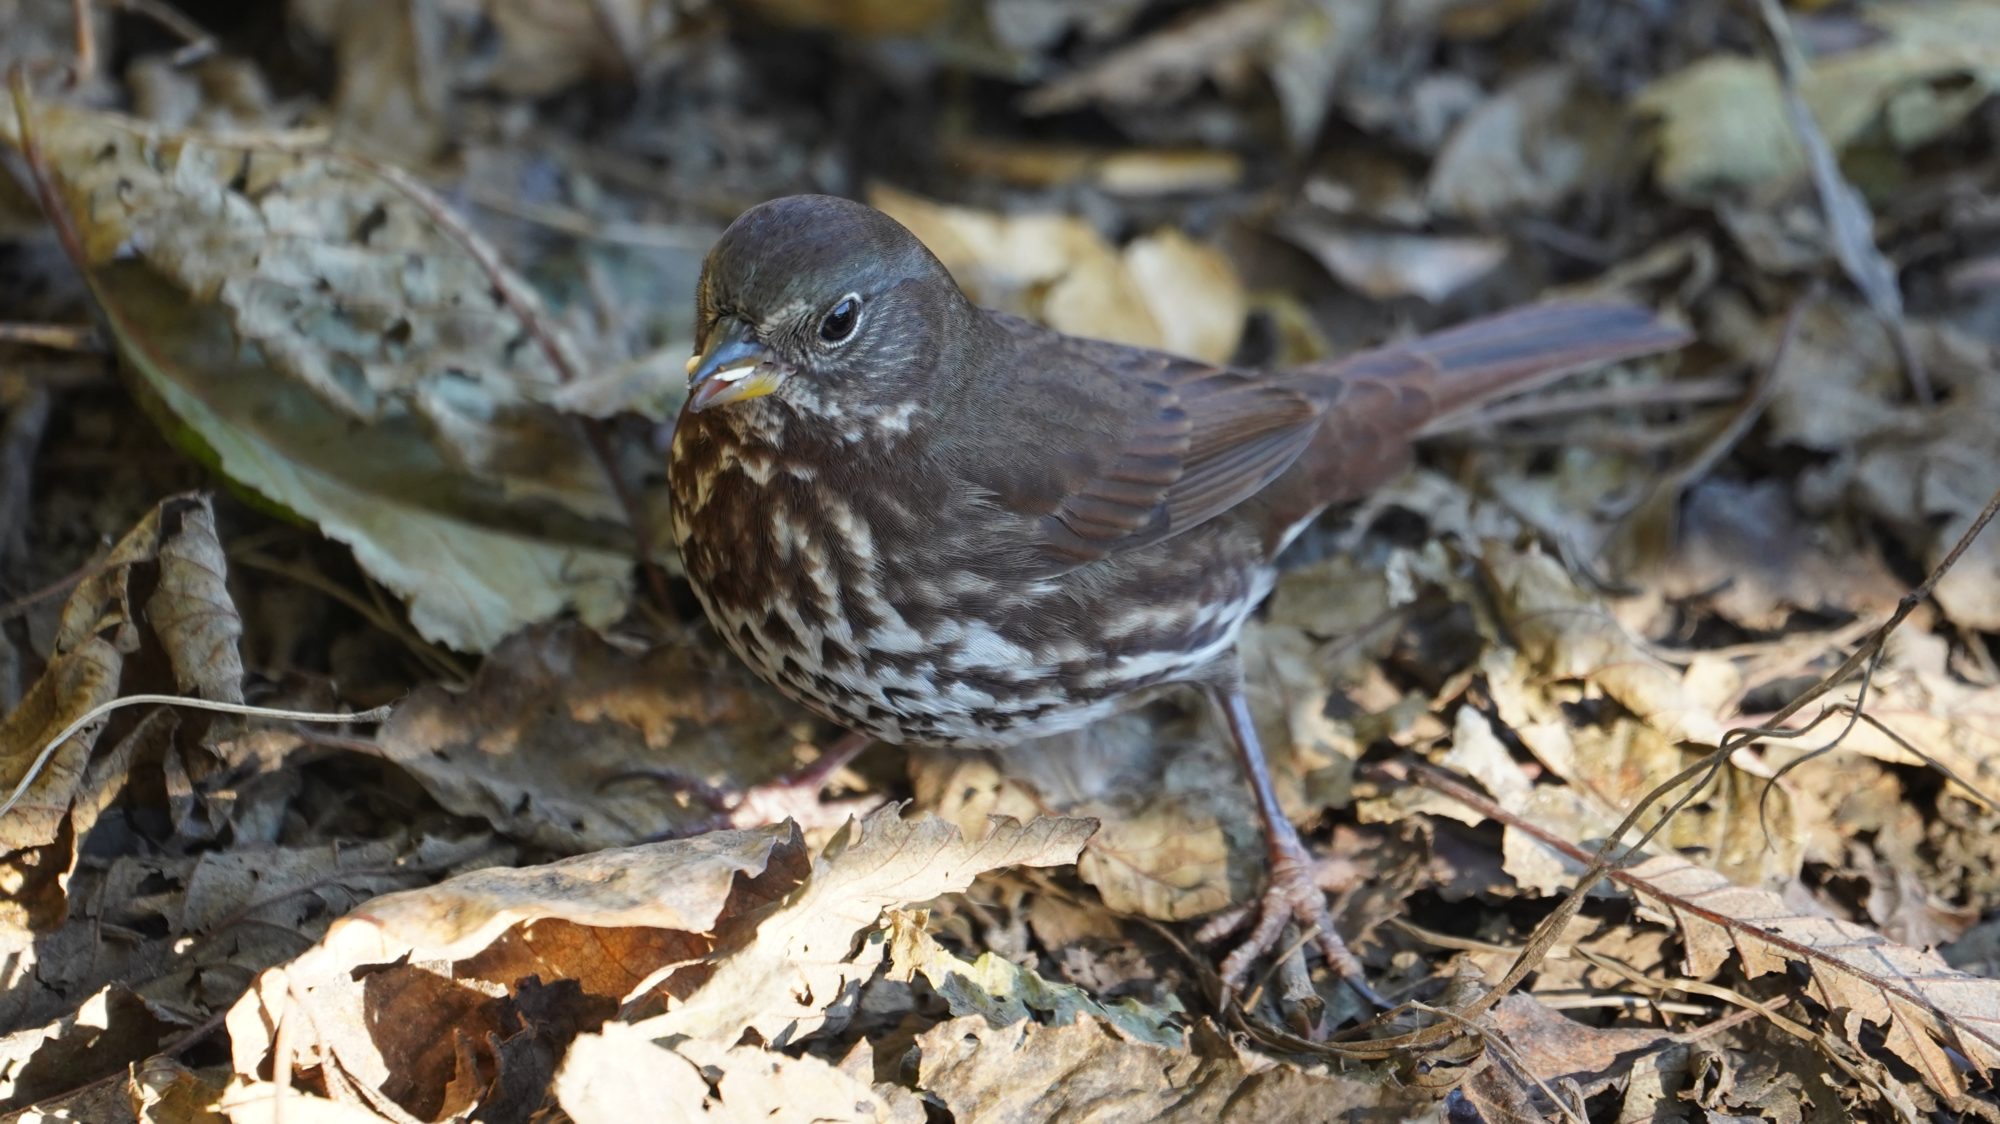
xmin=686 ymin=317 xmax=789 ymax=413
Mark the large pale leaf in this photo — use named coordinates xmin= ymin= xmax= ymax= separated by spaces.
xmin=3 ymin=101 xmax=633 ymax=652
xmin=639 ymin=807 xmax=1096 ymax=1045
xmin=224 ymin=825 xmax=808 ymax=1121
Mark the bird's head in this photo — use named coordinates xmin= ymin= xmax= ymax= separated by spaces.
xmin=683 ymin=195 xmax=967 ymax=424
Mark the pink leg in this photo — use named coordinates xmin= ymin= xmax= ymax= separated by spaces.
xmin=1205 ymin=683 xmax=1385 ymax=1009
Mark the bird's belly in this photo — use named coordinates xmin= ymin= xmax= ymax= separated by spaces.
xmin=670 ymin=431 xmax=1270 ymax=749
xmin=693 ymin=582 xmax=1250 ymax=749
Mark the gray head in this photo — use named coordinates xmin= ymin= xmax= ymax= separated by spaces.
xmin=684 ymin=195 xmax=967 ymax=419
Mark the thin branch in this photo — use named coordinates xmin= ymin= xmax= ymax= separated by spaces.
xmin=1 ymin=695 xmax=396 ymax=819
xmin=1752 ymin=0 xmax=1930 ymax=404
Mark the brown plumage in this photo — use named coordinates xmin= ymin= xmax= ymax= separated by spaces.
xmin=667 ymin=194 xmax=1689 ymax=1006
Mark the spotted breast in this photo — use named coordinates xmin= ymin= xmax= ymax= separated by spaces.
xmin=668 ymin=394 xmax=1266 ymax=750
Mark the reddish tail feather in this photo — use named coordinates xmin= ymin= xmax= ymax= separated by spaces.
xmin=1276 ymin=301 xmax=1691 ymax=513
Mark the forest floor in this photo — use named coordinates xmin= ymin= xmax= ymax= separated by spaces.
xmin=3 ymin=1 xmax=2000 ymax=1121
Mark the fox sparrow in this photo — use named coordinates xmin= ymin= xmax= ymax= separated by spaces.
xmin=667 ymin=194 xmax=1688 ymax=1005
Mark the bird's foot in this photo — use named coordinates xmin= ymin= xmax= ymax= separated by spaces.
xmin=607 ymin=732 xmax=879 ymax=837
xmin=724 ymin=774 xmax=880 ymax=831
xmin=1197 ymin=835 xmax=1388 ymax=1014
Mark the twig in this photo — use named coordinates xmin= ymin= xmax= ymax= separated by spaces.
xmin=0 ymin=323 xmax=100 ymax=350
xmin=1408 ymin=1000 xmax=1587 ymax=1124
xmin=8 ymin=1007 xmax=228 ymax=1113
xmin=0 ymin=549 xmax=117 ymax=622
xmin=1 ymin=695 xmax=396 ymax=819
xmin=1739 ymin=480 xmax=2000 ymax=740
xmin=1752 ymin=0 xmax=1931 ymax=404
xmin=112 ymin=0 xmax=217 ymax=66
xmin=68 ymin=0 xmax=96 ymax=86
xmin=1581 ymin=950 xmax=1921 ymax=1124
xmin=232 ymin=550 xmax=470 ymax=684
xmin=1333 ymin=477 xmax=2000 ymax=1062
xmin=1605 ymin=284 xmax=1813 ymax=522
xmin=467 ymin=191 xmax=712 ymax=250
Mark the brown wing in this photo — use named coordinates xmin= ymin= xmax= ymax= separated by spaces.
xmin=966 ymin=316 xmax=1322 ymax=575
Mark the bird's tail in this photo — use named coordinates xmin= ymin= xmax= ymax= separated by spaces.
xmin=1278 ymin=301 xmax=1691 ymax=508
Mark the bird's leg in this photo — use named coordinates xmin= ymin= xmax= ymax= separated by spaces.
xmin=1204 ymin=682 xmax=1387 ymax=1009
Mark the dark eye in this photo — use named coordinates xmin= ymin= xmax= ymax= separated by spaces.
xmin=818 ymin=295 xmax=860 ymax=344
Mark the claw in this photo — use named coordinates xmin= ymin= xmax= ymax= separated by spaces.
xmin=1212 ymin=846 xmax=1389 ymax=1011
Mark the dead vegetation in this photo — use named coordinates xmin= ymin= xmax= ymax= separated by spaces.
xmin=3 ymin=0 xmax=2000 ymax=1120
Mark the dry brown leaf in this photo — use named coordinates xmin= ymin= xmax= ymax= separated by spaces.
xmin=912 ymin=710 xmax=1259 ymax=922
xmin=1625 ymin=851 xmax=2000 ymax=1106
xmin=223 ymin=825 xmax=807 ymax=1122
xmin=1428 ymin=66 xmax=1616 ymax=219
xmin=913 ymin=1013 xmax=1429 ymax=1120
xmin=447 ymin=0 xmax=680 ymax=94
xmin=1481 ymin=992 xmax=1677 ymax=1101
xmin=641 ymin=807 xmax=1096 ymax=1045
xmin=286 ymin=0 xmax=450 ymax=164
xmin=1 ymin=496 xmax=247 ymax=927
xmin=1637 ymin=2 xmax=2000 ymax=199
xmin=1278 ymin=218 xmax=1508 ymax=303
xmin=129 ymin=1055 xmax=230 ymax=1123
xmin=1481 ymin=548 xmax=1815 ymax=888
xmin=0 ymin=985 xmax=185 ymax=1110
xmin=871 ymin=186 xmax=1246 ymax=364
xmin=884 ymin=911 xmax=1184 ymax=1048
xmin=679 ymin=1040 xmax=927 ymax=1124
xmin=549 ymin=1022 xmax=711 ymax=1123
xmin=1749 ymin=297 xmax=2000 ymax=634
xmin=177 ymin=839 xmax=417 ymax=938
xmin=0 ymin=634 xmax=120 ymax=854
xmin=1260 ymin=0 xmax=1377 ymax=149
xmin=374 ymin=624 xmax=814 ymax=850
xmin=554 ymin=1022 xmax=929 ymax=1124
xmin=12 ymin=496 xmax=212 ymax=844
xmin=148 ymin=501 xmax=244 ymax=706
xmin=216 ymin=1081 xmax=395 ymax=1124
xmin=323 ymin=824 xmax=802 ymax=966
xmin=936 ymin=138 xmax=1245 ymax=195
xmin=2 ymin=101 xmax=634 ymax=652
xmin=1485 ymin=546 xmax=1728 ymax=750
xmin=1019 ymin=0 xmax=1293 ymax=117
xmin=1660 ymin=478 xmax=1903 ymax=631
xmin=1805 ymin=668 xmax=2000 ymax=808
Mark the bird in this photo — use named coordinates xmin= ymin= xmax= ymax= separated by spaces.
xmin=666 ymin=194 xmax=1689 ymax=1006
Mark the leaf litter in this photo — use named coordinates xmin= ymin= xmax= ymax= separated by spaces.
xmin=3 ymin=1 xmax=2000 ymax=1121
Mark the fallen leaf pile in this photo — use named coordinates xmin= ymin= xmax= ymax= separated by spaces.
xmin=4 ymin=1 xmax=2000 ymax=1121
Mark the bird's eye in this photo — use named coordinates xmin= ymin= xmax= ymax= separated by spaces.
xmin=818 ymin=295 xmax=861 ymax=344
